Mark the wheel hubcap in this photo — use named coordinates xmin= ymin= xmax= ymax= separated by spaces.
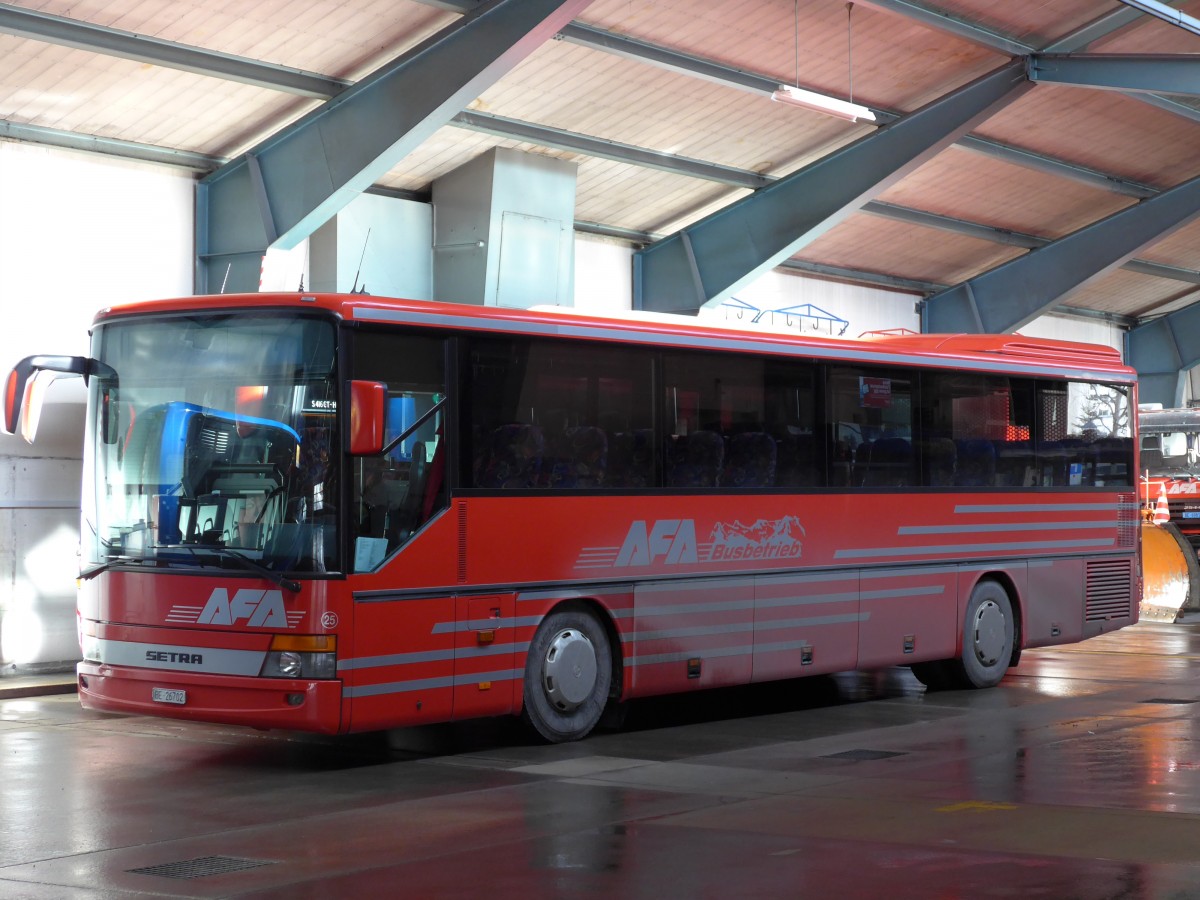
xmin=972 ymin=599 xmax=1006 ymax=667
xmin=542 ymin=628 xmax=598 ymax=712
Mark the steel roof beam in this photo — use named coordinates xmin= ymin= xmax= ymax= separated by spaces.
xmin=1030 ymin=54 xmax=1200 ymax=96
xmin=452 ymin=117 xmax=1192 ymax=281
xmin=855 ymin=0 xmax=1030 ymax=56
xmin=922 ymin=173 xmax=1200 ymax=334
xmin=1043 ymin=7 xmax=1146 ymax=51
xmin=0 ymin=119 xmax=225 ymax=170
xmin=452 ymin=110 xmax=771 ymax=188
xmin=865 ymin=0 xmax=1200 ymax=124
xmin=779 ymin=260 xmax=945 ymax=295
xmin=1127 ymin=306 xmax=1200 ymax=406
xmin=7 ymin=0 xmax=1193 ymax=312
xmin=0 ymin=4 xmax=348 ymax=98
xmin=861 ymin=201 xmax=1200 ymax=283
xmin=862 ymin=0 xmax=1143 ymax=55
xmin=633 ymin=61 xmax=1031 ymax=314
xmin=195 ymin=0 xmax=590 ymax=293
xmin=415 ymin=2 xmax=1171 ymax=200
xmin=3 ymin=2 xmax=1165 ymax=202
xmin=456 ymin=114 xmax=1198 ymax=282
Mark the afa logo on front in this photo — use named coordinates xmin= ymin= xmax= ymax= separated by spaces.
xmin=166 ymin=588 xmax=306 ymax=629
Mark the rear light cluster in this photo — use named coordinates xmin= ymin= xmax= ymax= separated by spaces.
xmin=259 ymin=634 xmax=337 ymax=680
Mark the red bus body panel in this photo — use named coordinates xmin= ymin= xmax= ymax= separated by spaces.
xmin=69 ymin=294 xmax=1139 ymax=734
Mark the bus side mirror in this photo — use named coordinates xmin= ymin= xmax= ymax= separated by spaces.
xmin=349 ymin=381 xmax=386 ymax=455
xmin=4 ymin=355 xmax=94 ymax=443
xmin=3 ymin=367 xmax=23 ymax=436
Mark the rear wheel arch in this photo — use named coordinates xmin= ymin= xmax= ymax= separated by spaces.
xmin=966 ymin=571 xmax=1022 ymax=667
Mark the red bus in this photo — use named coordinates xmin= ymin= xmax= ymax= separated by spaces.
xmin=4 ymin=293 xmax=1140 ymax=742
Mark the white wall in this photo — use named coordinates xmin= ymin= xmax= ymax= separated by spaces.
xmin=1014 ymin=312 xmax=1124 ymax=353
xmin=0 ymin=142 xmax=193 ymax=672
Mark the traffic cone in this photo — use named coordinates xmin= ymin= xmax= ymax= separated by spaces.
xmin=1154 ymin=485 xmax=1171 ymax=526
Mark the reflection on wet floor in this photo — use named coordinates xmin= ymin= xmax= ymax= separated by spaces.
xmin=6 ymin=622 xmax=1200 ymax=897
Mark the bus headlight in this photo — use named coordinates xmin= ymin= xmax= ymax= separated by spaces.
xmin=259 ymin=635 xmax=337 ymax=679
xmin=278 ymin=651 xmax=303 ymax=678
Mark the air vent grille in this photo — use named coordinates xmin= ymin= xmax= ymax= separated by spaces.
xmin=1117 ymin=493 xmax=1138 ymax=549
xmin=198 ymin=426 xmax=231 ymax=455
xmin=1086 ymin=558 xmax=1133 ymax=622
xmin=457 ymin=500 xmax=468 ymax=584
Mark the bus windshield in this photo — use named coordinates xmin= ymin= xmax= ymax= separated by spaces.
xmin=84 ymin=314 xmax=339 ymax=574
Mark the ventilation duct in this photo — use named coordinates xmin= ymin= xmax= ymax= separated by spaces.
xmin=432 ymin=147 xmax=577 ymax=308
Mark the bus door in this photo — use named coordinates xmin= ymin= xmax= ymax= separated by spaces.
xmin=452 ymin=593 xmax=515 ymax=719
xmin=752 ymin=570 xmax=860 ymax=681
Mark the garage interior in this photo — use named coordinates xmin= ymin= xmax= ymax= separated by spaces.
xmin=3 ymin=3 xmax=1200 ymax=894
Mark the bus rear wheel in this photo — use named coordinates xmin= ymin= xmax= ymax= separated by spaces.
xmin=522 ymin=607 xmax=612 ymax=743
xmin=913 ymin=580 xmax=1015 ymax=691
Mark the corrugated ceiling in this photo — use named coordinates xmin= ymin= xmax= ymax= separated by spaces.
xmin=2 ymin=0 xmax=1200 ymax=326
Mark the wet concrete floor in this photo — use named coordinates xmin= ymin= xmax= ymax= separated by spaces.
xmin=5 ymin=620 xmax=1200 ymax=898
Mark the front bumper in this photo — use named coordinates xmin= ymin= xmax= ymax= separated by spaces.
xmin=77 ymin=661 xmax=344 ymax=733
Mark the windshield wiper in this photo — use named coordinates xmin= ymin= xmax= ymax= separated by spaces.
xmin=183 ymin=547 xmax=301 ymax=593
xmin=80 ymin=555 xmax=147 ymax=581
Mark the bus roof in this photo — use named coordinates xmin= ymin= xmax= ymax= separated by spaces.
xmin=94 ymin=292 xmax=1135 ymax=381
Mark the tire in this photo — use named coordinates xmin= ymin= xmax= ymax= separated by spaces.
xmin=522 ymin=607 xmax=612 ymax=743
xmin=909 ymin=660 xmax=951 ymax=690
xmin=948 ymin=579 xmax=1015 ymax=689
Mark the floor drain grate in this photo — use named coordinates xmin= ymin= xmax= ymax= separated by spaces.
xmin=127 ymin=856 xmax=276 ymax=879
xmin=821 ymin=749 xmax=906 ymax=761
xmin=1142 ymin=698 xmax=1199 ymax=705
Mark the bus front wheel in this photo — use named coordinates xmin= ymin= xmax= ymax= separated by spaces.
xmin=522 ymin=607 xmax=612 ymax=743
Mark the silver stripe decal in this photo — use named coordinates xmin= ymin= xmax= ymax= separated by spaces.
xmin=625 ymin=613 xmax=867 ymax=645
xmin=626 ymin=622 xmax=754 ymax=642
xmin=350 ymin=307 xmax=1133 ymax=380
xmin=344 ymin=668 xmax=523 ymax=698
xmin=754 ymin=639 xmax=821 ymax=655
xmin=634 ymin=577 xmax=753 ymax=595
xmin=835 ymin=538 xmax=1114 ymax=559
xmin=860 ymin=565 xmax=957 ymax=580
xmin=860 ymin=585 xmax=945 ymax=600
xmin=430 ymin=615 xmax=542 ymax=635
xmin=899 ymin=520 xmax=1119 ymax=535
xmin=337 ymin=641 xmax=528 ymax=672
xmin=756 ymin=571 xmax=859 ymax=586
xmin=753 ymin=613 xmax=867 ymax=629
xmin=634 ymin=599 xmax=754 ymax=617
xmin=954 ymin=503 xmax=1119 ymax=513
xmin=84 ymin=638 xmax=266 ymax=676
xmin=632 ymin=644 xmax=754 ymax=665
xmin=756 ymin=591 xmax=859 ymax=608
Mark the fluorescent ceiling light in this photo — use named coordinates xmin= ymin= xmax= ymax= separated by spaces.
xmin=771 ymin=84 xmax=876 ymax=123
xmin=1118 ymin=0 xmax=1200 ymax=37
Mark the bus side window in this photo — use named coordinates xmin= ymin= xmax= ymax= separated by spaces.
xmin=663 ymin=351 xmax=769 ymax=489
xmin=1036 ymin=381 xmax=1132 ymax=487
xmin=467 ymin=336 xmax=653 ymax=491
xmin=826 ymin=366 xmax=913 ymax=487
xmin=351 ymin=331 xmax=446 ymax=571
xmin=922 ymin=372 xmax=1031 ymax=488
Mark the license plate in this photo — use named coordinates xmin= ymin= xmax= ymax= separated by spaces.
xmin=152 ymin=688 xmax=186 ymax=705
xmin=1183 ymin=512 xmax=1200 ymax=519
